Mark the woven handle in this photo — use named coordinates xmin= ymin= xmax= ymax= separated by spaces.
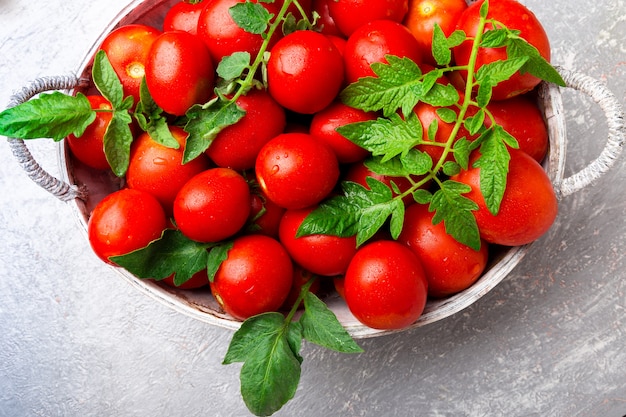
xmin=556 ymin=67 xmax=625 ymax=197
xmin=6 ymin=75 xmax=87 ymax=202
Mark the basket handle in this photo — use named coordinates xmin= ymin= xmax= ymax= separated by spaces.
xmin=555 ymin=66 xmax=625 ymax=198
xmin=6 ymin=75 xmax=87 ymax=202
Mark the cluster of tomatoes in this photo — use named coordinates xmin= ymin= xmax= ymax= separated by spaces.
xmin=72 ymin=0 xmax=558 ymax=331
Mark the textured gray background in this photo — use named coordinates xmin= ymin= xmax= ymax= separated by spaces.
xmin=1 ymin=0 xmax=625 ymax=416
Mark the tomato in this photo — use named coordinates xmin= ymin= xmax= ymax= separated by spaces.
xmin=327 ymin=0 xmax=409 ymax=37
xmin=173 ymin=167 xmax=251 ymax=242
xmin=99 ymin=24 xmax=162 ymax=104
xmin=197 ymin=0 xmax=281 ymax=63
xmin=255 ymin=132 xmax=340 ymax=209
xmin=67 ymin=95 xmax=112 ymax=171
xmin=267 ymin=30 xmax=344 ymax=114
xmin=87 ymin=188 xmax=167 ymax=265
xmin=453 ymin=0 xmax=551 ymax=100
xmin=126 ymin=126 xmax=211 ymax=214
xmin=145 ymin=31 xmax=214 ymax=116
xmin=309 ymin=101 xmax=374 ymax=163
xmin=163 ymin=0 xmax=204 ymax=35
xmin=160 ymin=269 xmax=209 ymax=290
xmin=210 ymin=234 xmax=293 ymax=320
xmin=248 ymin=185 xmax=286 ymax=238
xmin=451 ymin=149 xmax=558 ymax=246
xmin=311 ymin=0 xmax=343 ymax=36
xmin=403 ymin=0 xmax=467 ymax=65
xmin=398 ymin=203 xmax=489 ymax=298
xmin=279 ymin=207 xmax=358 ymax=276
xmin=343 ymin=19 xmax=424 ymax=84
xmin=344 ymin=160 xmax=421 ymax=206
xmin=485 ymin=94 xmax=549 ymax=162
xmin=280 ymin=265 xmax=322 ymax=311
xmin=344 ymin=240 xmax=428 ymax=330
xmin=206 ymin=89 xmax=286 ymax=170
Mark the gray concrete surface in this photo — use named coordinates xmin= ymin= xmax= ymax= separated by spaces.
xmin=1 ymin=0 xmax=625 ymax=416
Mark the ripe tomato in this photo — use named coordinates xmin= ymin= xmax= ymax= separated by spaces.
xmin=145 ymin=31 xmax=215 ymax=116
xmin=279 ymin=207 xmax=358 ymax=276
xmin=67 ymin=95 xmax=112 ymax=171
xmin=309 ymin=101 xmax=374 ymax=163
xmin=344 ymin=240 xmax=428 ymax=330
xmin=485 ymin=94 xmax=549 ymax=162
xmin=452 ymin=149 xmax=558 ymax=246
xmin=403 ymin=0 xmax=467 ymax=65
xmin=311 ymin=0 xmax=343 ymax=36
xmin=206 ymin=89 xmax=286 ymax=170
xmin=280 ymin=265 xmax=322 ymax=311
xmin=344 ymin=19 xmax=424 ymax=84
xmin=160 ymin=269 xmax=209 ymax=290
xmin=248 ymin=185 xmax=286 ymax=238
xmin=163 ymin=0 xmax=204 ymax=35
xmin=173 ymin=167 xmax=251 ymax=242
xmin=255 ymin=133 xmax=340 ymax=209
xmin=327 ymin=0 xmax=409 ymax=37
xmin=126 ymin=126 xmax=211 ymax=214
xmin=99 ymin=24 xmax=162 ymax=104
xmin=87 ymin=188 xmax=167 ymax=265
xmin=210 ymin=234 xmax=293 ymax=320
xmin=267 ymin=30 xmax=344 ymax=114
xmin=398 ymin=203 xmax=489 ymax=298
xmin=453 ymin=0 xmax=551 ymax=100
xmin=197 ymin=0 xmax=281 ymax=63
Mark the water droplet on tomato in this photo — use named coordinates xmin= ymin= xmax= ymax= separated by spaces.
xmin=153 ymin=157 xmax=167 ymax=165
xmin=271 ymin=165 xmax=280 ymax=175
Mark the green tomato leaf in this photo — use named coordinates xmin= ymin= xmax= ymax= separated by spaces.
xmin=206 ymin=240 xmax=234 ymax=282
xmin=300 ymin=292 xmax=363 ymax=353
xmin=421 ymin=82 xmax=461 ymax=107
xmin=436 ymin=108 xmax=457 ymax=124
xmin=400 ymin=148 xmax=433 ymax=176
xmin=430 ymin=180 xmax=481 ymax=251
xmin=412 ymin=189 xmax=433 ymax=205
xmin=432 ymin=23 xmax=452 ymax=66
xmin=92 ymin=50 xmax=127 ymax=109
xmin=0 ymin=92 xmax=94 ymax=141
xmin=480 ymin=0 xmax=490 ymax=19
xmin=453 ymin=137 xmax=472 ymax=170
xmin=464 ymin=108 xmax=485 ymax=136
xmin=446 ymin=30 xmax=467 ymax=48
xmin=135 ymin=78 xmax=179 ymax=149
xmin=183 ymin=98 xmax=246 ymax=163
xmin=296 ymin=189 xmax=361 ymax=238
xmin=442 ymin=161 xmax=461 ymax=176
xmin=480 ymin=28 xmax=510 ymax=48
xmin=473 ymin=125 xmax=513 ymax=215
xmin=110 ymin=229 xmax=211 ymax=286
xmin=229 ymin=2 xmax=273 ymax=35
xmin=103 ymin=109 xmax=134 ymax=177
xmin=507 ymin=37 xmax=566 ymax=86
xmin=217 ymin=52 xmax=251 ymax=80
xmin=475 ymin=56 xmax=529 ymax=87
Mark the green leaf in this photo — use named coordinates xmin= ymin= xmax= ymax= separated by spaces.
xmin=103 ymin=109 xmax=134 ymax=177
xmin=453 ymin=137 xmax=472 ymax=170
xmin=430 ymin=180 xmax=481 ymax=250
xmin=475 ymin=56 xmax=529 ymax=87
xmin=436 ymin=108 xmax=457 ymax=124
xmin=207 ymin=241 xmax=234 ymax=282
xmin=110 ymin=229 xmax=210 ymax=286
xmin=464 ymin=108 xmax=485 ymax=135
xmin=473 ymin=125 xmax=512 ymax=215
xmin=507 ymin=37 xmax=566 ymax=86
xmin=421 ymin=82 xmax=461 ymax=107
xmin=446 ymin=30 xmax=467 ymax=48
xmin=399 ymin=148 xmax=433 ymax=176
xmin=480 ymin=0 xmax=490 ymax=19
xmin=442 ymin=161 xmax=461 ymax=176
xmin=135 ymin=78 xmax=179 ymax=149
xmin=224 ymin=313 xmax=286 ymax=364
xmin=217 ymin=52 xmax=251 ymax=80
xmin=300 ymin=292 xmax=363 ymax=353
xmin=476 ymin=80 xmax=493 ymax=108
xmin=412 ymin=189 xmax=433 ymax=205
xmin=183 ymin=98 xmax=246 ymax=163
xmin=336 ymin=112 xmax=422 ymax=162
xmin=92 ymin=50 xmax=126 ymax=108
xmin=229 ymin=2 xmax=273 ymax=35
xmin=480 ymin=28 xmax=510 ymax=48
xmin=432 ymin=24 xmax=451 ymax=66
xmin=0 ymin=92 xmax=94 ymax=140
xmin=296 ymin=190 xmax=361 ymax=238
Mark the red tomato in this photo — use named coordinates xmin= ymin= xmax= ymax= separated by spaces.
xmin=267 ymin=30 xmax=344 ymax=114
xmin=327 ymin=0 xmax=409 ymax=37
xmin=485 ymin=94 xmax=549 ymax=162
xmin=248 ymin=186 xmax=286 ymax=238
xmin=453 ymin=0 xmax=551 ymax=100
xmin=451 ymin=149 xmax=558 ymax=246
xmin=160 ymin=269 xmax=209 ymax=290
xmin=403 ymin=0 xmax=468 ymax=65
xmin=173 ymin=167 xmax=251 ymax=242
xmin=344 ymin=240 xmax=428 ymax=330
xmin=67 ymin=95 xmax=112 ymax=171
xmin=343 ymin=19 xmax=424 ymax=84
xmin=145 ymin=31 xmax=214 ymax=116
xmin=311 ymin=0 xmax=343 ymax=36
xmin=309 ymin=101 xmax=374 ymax=163
xmin=206 ymin=89 xmax=286 ymax=170
xmin=280 ymin=265 xmax=322 ymax=311
xmin=344 ymin=160 xmax=421 ymax=206
xmin=126 ymin=126 xmax=211 ymax=214
xmin=88 ymin=188 xmax=167 ymax=265
xmin=163 ymin=1 xmax=204 ymax=35
xmin=279 ymin=207 xmax=358 ymax=276
xmin=255 ymin=133 xmax=340 ymax=209
xmin=210 ymin=234 xmax=294 ymax=320
xmin=398 ymin=203 xmax=489 ymax=298
xmin=197 ymin=0 xmax=281 ymax=63
xmin=99 ymin=24 xmax=162 ymax=104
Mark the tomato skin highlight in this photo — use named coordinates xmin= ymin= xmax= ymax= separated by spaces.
xmin=163 ymin=1 xmax=204 ymax=35
xmin=344 ymin=240 xmax=428 ymax=330
xmin=452 ymin=149 xmax=558 ymax=246
xmin=173 ymin=168 xmax=251 ymax=243
xmin=210 ymin=234 xmax=294 ymax=320
xmin=87 ymin=188 xmax=167 ymax=265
